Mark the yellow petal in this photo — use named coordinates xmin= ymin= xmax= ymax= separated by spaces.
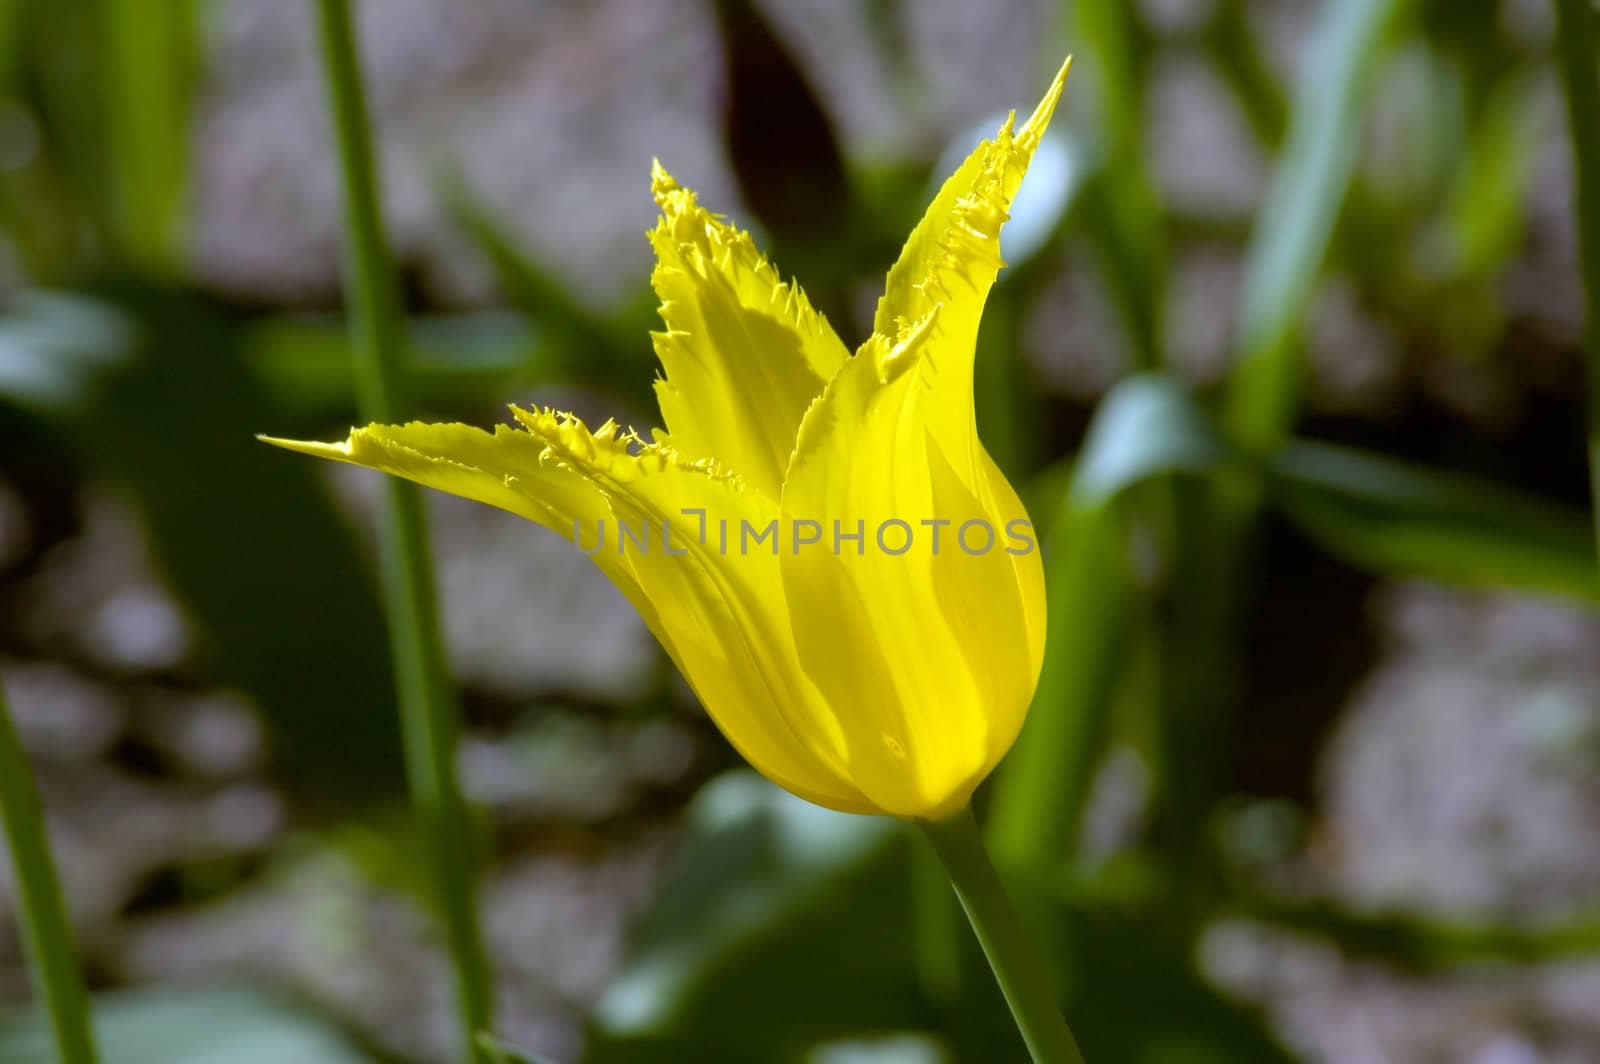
xmin=779 ymin=313 xmax=1047 ymax=817
xmin=869 ymin=57 xmax=1070 ymax=479
xmin=647 ymin=161 xmax=850 ymax=499
xmin=264 ymin=416 xmax=875 ymax=814
xmin=260 ymin=422 xmax=664 ymax=633
xmin=503 ymin=405 xmax=891 ymax=813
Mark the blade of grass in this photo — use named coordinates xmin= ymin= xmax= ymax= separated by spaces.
xmin=987 ymin=376 xmax=1223 ymax=876
xmin=1265 ymin=441 xmax=1600 ymax=601
xmin=25 ymin=0 xmax=119 ymax=265
xmin=1232 ymin=885 xmax=1600 ymax=968
xmin=103 ymin=0 xmax=200 ymax=272
xmin=909 ymin=826 xmax=962 ymax=1007
xmin=1225 ymin=0 xmax=1408 ymax=451
xmin=1072 ymin=0 xmax=1166 ymax=371
xmin=309 ymin=3 xmax=492 ymax=1060
xmin=1204 ymin=0 xmax=1287 ymax=149
xmin=0 ymin=681 xmax=99 ymax=1064
xmin=1553 ymin=0 xmax=1600 ymax=556
xmin=1155 ymin=0 xmax=1407 ymax=928
xmin=986 ymin=496 xmax=1133 ymax=876
xmin=442 ymin=177 xmax=629 ymax=369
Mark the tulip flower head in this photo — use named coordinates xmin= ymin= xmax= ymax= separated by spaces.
xmin=267 ymin=59 xmax=1071 ymax=820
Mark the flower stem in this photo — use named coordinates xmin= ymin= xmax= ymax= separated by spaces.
xmin=310 ymin=2 xmax=493 ymax=1060
xmin=916 ymin=807 xmax=1085 ymax=1064
xmin=0 ymin=681 xmax=99 ymax=1064
xmin=1553 ymin=0 xmax=1600 ymax=558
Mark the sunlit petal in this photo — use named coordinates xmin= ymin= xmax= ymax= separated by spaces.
xmin=648 ymin=162 xmax=850 ymax=499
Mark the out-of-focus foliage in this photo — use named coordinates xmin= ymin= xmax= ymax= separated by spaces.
xmin=0 ymin=286 xmax=406 ymax=801
xmin=0 ymin=987 xmax=377 ymax=1064
xmin=3 ymin=0 xmax=1600 ymax=1059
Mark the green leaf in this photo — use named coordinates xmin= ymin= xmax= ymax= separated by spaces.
xmin=1065 ymin=910 xmax=1298 ymax=1064
xmin=0 ymin=986 xmax=377 ymax=1064
xmin=988 ymin=374 xmax=1224 ymax=877
xmin=1204 ymin=0 xmax=1288 ymax=147
xmin=0 ymin=285 xmax=406 ymax=801
xmin=440 ymin=174 xmax=655 ymax=400
xmin=1440 ymin=74 xmax=1544 ymax=280
xmin=1264 ymin=441 xmax=1600 ymax=600
xmin=585 ymin=771 xmax=915 ymax=1063
xmin=1069 ymin=375 xmax=1227 ymax=505
xmin=1225 ymin=0 xmax=1410 ymax=449
xmin=1073 ymin=0 xmax=1166 ymax=371
xmin=1234 ymin=886 xmax=1600 ymax=969
xmin=104 ymin=0 xmax=201 ymax=271
xmin=242 ymin=310 xmax=544 ymax=416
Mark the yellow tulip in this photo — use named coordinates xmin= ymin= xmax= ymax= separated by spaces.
xmin=267 ymin=59 xmax=1070 ymax=820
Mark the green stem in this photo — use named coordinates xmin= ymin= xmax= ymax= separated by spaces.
xmin=310 ymin=3 xmax=493 ymax=1060
xmin=909 ymin=828 xmax=961 ymax=1007
xmin=0 ymin=681 xmax=99 ymax=1064
xmin=917 ymin=807 xmax=1086 ymax=1064
xmin=1553 ymin=0 xmax=1600 ymax=556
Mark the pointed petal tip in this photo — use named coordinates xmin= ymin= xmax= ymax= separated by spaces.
xmin=650 ymin=159 xmax=682 ymax=206
xmin=257 ymin=432 xmax=356 ymax=460
xmin=1020 ymin=55 xmax=1072 ymax=142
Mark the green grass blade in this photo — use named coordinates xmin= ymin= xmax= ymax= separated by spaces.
xmin=1225 ymin=0 xmax=1408 ymax=450
xmin=104 ymin=0 xmax=199 ymax=271
xmin=309 ymin=2 xmax=493 ymax=1060
xmin=987 ymin=376 xmax=1224 ymax=874
xmin=0 ymin=681 xmax=99 ymax=1064
xmin=985 ymin=495 xmax=1134 ymax=875
xmin=1234 ymin=887 xmax=1600 ymax=969
xmin=1204 ymin=0 xmax=1287 ymax=148
xmin=1072 ymin=0 xmax=1167 ymax=370
xmin=1265 ymin=441 xmax=1600 ymax=600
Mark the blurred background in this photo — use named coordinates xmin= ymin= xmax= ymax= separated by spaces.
xmin=2 ymin=0 xmax=1600 ymax=1061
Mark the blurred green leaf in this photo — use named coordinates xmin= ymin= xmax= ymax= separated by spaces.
xmin=1265 ymin=441 xmax=1600 ymax=600
xmin=0 ymin=284 xmax=406 ymax=802
xmin=586 ymin=771 xmax=918 ymax=1063
xmin=985 ymin=498 xmax=1134 ymax=879
xmin=1226 ymin=0 xmax=1410 ymax=450
xmin=1204 ymin=0 xmax=1288 ymax=147
xmin=104 ymin=0 xmax=200 ymax=272
xmin=0 ymin=289 xmax=133 ymax=407
xmin=1438 ymin=75 xmax=1541 ymax=278
xmin=1070 ymin=376 xmax=1226 ymax=505
xmin=243 ymin=310 xmax=544 ymax=416
xmin=989 ymin=376 xmax=1223 ymax=877
xmin=7 ymin=0 xmax=198 ymax=272
xmin=441 ymin=175 xmax=656 ymax=403
xmin=1073 ymin=0 xmax=1166 ymax=371
xmin=1064 ymin=910 xmax=1298 ymax=1063
xmin=0 ymin=0 xmax=21 ymax=86
xmin=0 ymin=986 xmax=378 ymax=1064
xmin=1188 ymin=0 xmax=1413 ymax=933
xmin=16 ymin=0 xmax=117 ymax=262
xmin=1233 ymin=886 xmax=1600 ymax=970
